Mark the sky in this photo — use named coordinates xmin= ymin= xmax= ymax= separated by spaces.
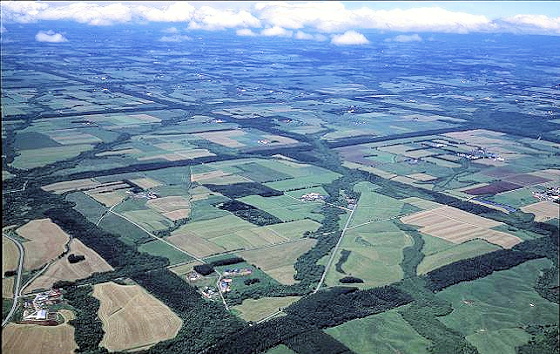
xmin=1 ymin=1 xmax=559 ymax=45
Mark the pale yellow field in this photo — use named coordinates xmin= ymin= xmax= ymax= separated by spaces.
xmin=137 ymin=149 xmax=214 ymax=162
xmin=406 ymin=173 xmax=437 ymax=181
xmin=128 ymin=177 xmax=163 ymax=189
xmin=147 ymin=196 xmax=190 ymax=213
xmin=168 ymin=231 xmax=226 ymax=258
xmin=42 ymin=178 xmax=101 ymax=194
xmin=88 ymin=189 xmax=128 ymax=207
xmin=190 ymin=170 xmax=229 ymax=182
xmin=401 ymin=206 xmax=521 ymax=249
xmin=239 ymin=239 xmax=317 ymax=284
xmin=163 ymin=209 xmax=191 ymax=221
xmin=233 ymin=296 xmax=301 ymax=322
xmin=521 ymin=201 xmax=559 ymax=222
xmin=2 ymin=322 xmax=78 ymax=354
xmin=2 ymin=235 xmax=19 ymax=275
xmin=93 ymin=282 xmax=182 ymax=352
xmin=25 ymin=239 xmax=114 ymax=293
xmin=3 ymin=277 xmax=14 ymax=298
xmin=16 ymin=219 xmax=70 ymax=271
xmin=194 ymin=129 xmax=246 ymax=148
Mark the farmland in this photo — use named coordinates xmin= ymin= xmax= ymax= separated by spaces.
xmin=325 ymin=308 xmax=432 ymax=354
xmin=16 ymin=219 xmax=70 ymax=271
xmin=93 ymin=282 xmax=183 ymax=352
xmin=437 ymin=259 xmax=559 ymax=354
xmin=1 ymin=321 xmax=78 ymax=354
xmin=24 ymin=239 xmax=114 ymax=293
xmin=1 ymin=15 xmax=559 ymax=354
xmin=2 ymin=235 xmax=19 ymax=275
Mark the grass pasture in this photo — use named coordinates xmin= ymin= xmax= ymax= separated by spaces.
xmin=418 ymin=238 xmax=501 ymax=274
xmin=97 ymin=213 xmax=151 ymax=245
xmin=93 ymin=282 xmax=182 ymax=352
xmin=325 ymin=221 xmax=411 ymax=288
xmin=66 ymin=192 xmax=107 ymax=224
xmin=25 ymin=239 xmax=114 ymax=293
xmin=120 ymin=209 xmax=174 ymax=233
xmin=16 ymin=219 xmax=70 ymax=271
xmin=168 ymin=231 xmax=226 ymax=258
xmin=237 ymin=194 xmax=324 ymax=222
xmin=325 ymin=308 xmax=431 ymax=354
xmin=437 ymin=259 xmax=558 ymax=353
xmin=232 ymin=296 xmax=301 ymax=322
xmin=137 ymin=240 xmax=193 ymax=266
xmin=11 ymin=144 xmax=93 ymax=170
xmin=239 ymin=239 xmax=317 ymax=285
xmin=2 ymin=322 xmax=78 ymax=354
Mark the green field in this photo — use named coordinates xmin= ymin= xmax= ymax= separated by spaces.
xmin=120 ymin=209 xmax=174 ymax=232
xmin=437 ymin=258 xmax=558 ymax=354
xmin=264 ymin=172 xmax=340 ymax=192
xmin=265 ymin=345 xmax=296 ymax=354
xmin=265 ymin=219 xmax=322 ymax=240
xmin=11 ymin=144 xmax=93 ymax=169
xmin=66 ymin=192 xmax=107 ymax=223
xmin=418 ymin=238 xmax=502 ymax=274
xmin=350 ymin=182 xmax=406 ymax=227
xmin=232 ymin=296 xmax=301 ymax=322
xmin=137 ymin=240 xmax=193 ymax=265
xmin=238 ymin=195 xmax=324 ymax=222
xmin=325 ymin=308 xmax=432 ymax=354
xmin=325 ymin=221 xmax=411 ymax=288
xmin=175 ymin=214 xmax=255 ymax=239
xmin=97 ymin=213 xmax=151 ymax=245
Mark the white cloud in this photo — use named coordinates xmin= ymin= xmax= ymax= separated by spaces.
xmin=159 ymin=35 xmax=192 ymax=42
xmin=162 ymin=27 xmax=179 ymax=34
xmin=0 ymin=2 xmax=559 ymax=36
xmin=236 ymin=28 xmax=257 ymax=36
xmin=386 ymin=34 xmax=423 ymax=42
xmin=261 ymin=26 xmax=293 ymax=37
xmin=35 ymin=30 xmax=67 ymax=43
xmin=188 ymin=6 xmax=260 ymax=30
xmin=295 ymin=31 xmax=327 ymax=41
xmin=0 ymin=25 xmax=6 ymax=33
xmin=501 ymin=14 xmax=560 ymax=34
xmin=331 ymin=30 xmax=369 ymax=45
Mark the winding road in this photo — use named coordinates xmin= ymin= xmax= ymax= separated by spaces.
xmin=2 ymin=232 xmax=25 ymax=327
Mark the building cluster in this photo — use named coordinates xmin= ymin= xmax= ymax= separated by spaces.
xmin=21 ymin=289 xmax=62 ymax=325
xmin=300 ymin=193 xmax=325 ymax=201
xmin=457 ymin=148 xmax=504 ymax=161
xmin=533 ymin=186 xmax=560 ymax=203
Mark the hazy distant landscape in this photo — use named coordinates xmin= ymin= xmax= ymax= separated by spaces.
xmin=1 ymin=2 xmax=559 ymax=354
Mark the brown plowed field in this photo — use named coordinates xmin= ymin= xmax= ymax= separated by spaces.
xmin=93 ymin=282 xmax=182 ymax=352
xmin=25 ymin=239 xmax=114 ymax=293
xmin=16 ymin=219 xmax=70 ymax=271
xmin=401 ymin=206 xmax=521 ymax=249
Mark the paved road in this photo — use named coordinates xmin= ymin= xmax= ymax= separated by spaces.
xmin=2 ymin=233 xmax=25 ymax=327
xmin=313 ymin=205 xmax=356 ymax=294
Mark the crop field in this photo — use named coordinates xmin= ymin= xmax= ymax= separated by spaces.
xmin=264 ymin=172 xmax=341 ymax=191
xmin=137 ymin=240 xmax=193 ymax=265
xmin=325 ymin=221 xmax=411 ymax=288
xmin=437 ymin=259 xmax=558 ymax=354
xmin=2 ymin=322 xmax=78 ymax=354
xmin=520 ymin=201 xmax=559 ymax=222
xmin=232 ymin=296 xmax=301 ymax=322
xmin=25 ymin=239 xmax=114 ymax=293
xmin=120 ymin=209 xmax=174 ymax=233
xmin=11 ymin=144 xmax=94 ymax=170
xmin=42 ymin=178 xmax=102 ymax=194
xmin=195 ymin=129 xmax=299 ymax=150
xmin=349 ymin=183 xmax=407 ymax=227
xmin=3 ymin=278 xmax=14 ymax=298
xmin=264 ymin=219 xmax=322 ymax=240
xmin=93 ymin=282 xmax=183 ymax=352
xmin=418 ymin=238 xmax=501 ymax=274
xmin=147 ymin=196 xmax=191 ymax=221
xmin=128 ymin=177 xmax=163 ymax=190
xmin=97 ymin=213 xmax=151 ymax=245
xmin=401 ymin=206 xmax=522 ymax=249
xmin=2 ymin=235 xmax=19 ymax=275
xmin=239 ymin=239 xmax=317 ymax=284
xmin=237 ymin=195 xmax=324 ymax=222
xmin=16 ymin=219 xmax=70 ymax=271
xmin=174 ymin=214 xmax=256 ymax=239
xmin=325 ymin=308 xmax=431 ymax=354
